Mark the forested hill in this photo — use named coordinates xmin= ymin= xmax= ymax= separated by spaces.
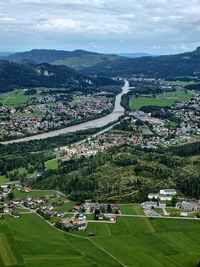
xmin=80 ymin=46 xmax=200 ymax=78
xmin=32 ymin=143 xmax=200 ymax=202
xmin=0 ymin=60 xmax=118 ymax=93
xmin=2 ymin=49 xmax=122 ymax=71
xmin=2 ymin=49 xmax=99 ymax=64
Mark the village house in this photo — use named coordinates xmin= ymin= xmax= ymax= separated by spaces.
xmin=148 ymin=193 xmax=159 ymax=200
xmin=159 ymin=189 xmax=177 ymax=195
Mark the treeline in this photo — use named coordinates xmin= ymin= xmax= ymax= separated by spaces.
xmin=185 ymin=83 xmax=200 ymax=91
xmin=31 ymin=143 xmax=200 ymax=202
xmin=167 ymin=141 xmax=200 ymax=157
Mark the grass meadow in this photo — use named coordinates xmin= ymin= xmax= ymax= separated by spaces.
xmin=129 ymin=90 xmax=194 ymax=111
xmin=0 ymin=214 xmax=200 ymax=267
xmin=0 ymin=212 xmax=199 ymax=267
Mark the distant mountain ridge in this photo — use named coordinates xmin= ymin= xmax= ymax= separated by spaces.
xmin=2 ymin=47 xmax=200 ymax=78
xmin=80 ymin=46 xmax=200 ymax=78
xmin=3 ymin=49 xmax=98 ymax=64
xmin=117 ymin=52 xmax=159 ymax=58
xmin=2 ymin=49 xmax=122 ymax=71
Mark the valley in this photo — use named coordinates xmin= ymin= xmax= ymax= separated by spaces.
xmin=0 ymin=48 xmax=200 ymax=267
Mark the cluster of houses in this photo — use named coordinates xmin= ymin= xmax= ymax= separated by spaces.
xmin=57 ymin=93 xmax=199 ymax=163
xmin=128 ymin=76 xmax=174 ymax=92
xmin=141 ymin=189 xmax=177 ymax=214
xmin=0 ymin=182 xmax=119 ymax=233
xmin=1 ymin=92 xmax=113 ymax=140
xmin=177 ymin=200 xmax=200 ymax=211
xmin=57 ymin=217 xmax=88 ymax=231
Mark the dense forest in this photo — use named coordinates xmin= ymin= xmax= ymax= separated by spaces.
xmin=31 ymin=143 xmax=200 ymax=202
xmin=0 ymin=60 xmax=119 ymax=93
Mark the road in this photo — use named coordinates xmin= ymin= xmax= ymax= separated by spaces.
xmin=1 ymin=80 xmax=130 ymax=144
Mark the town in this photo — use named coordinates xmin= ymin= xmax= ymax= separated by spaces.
xmin=55 ymin=93 xmax=199 ymax=162
xmin=0 ymin=91 xmax=113 ymax=140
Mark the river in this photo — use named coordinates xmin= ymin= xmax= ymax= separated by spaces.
xmin=1 ymin=80 xmax=130 ymax=144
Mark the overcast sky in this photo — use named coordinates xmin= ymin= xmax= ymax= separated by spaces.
xmin=0 ymin=0 xmax=200 ymax=54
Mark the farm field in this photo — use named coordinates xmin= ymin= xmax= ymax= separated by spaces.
xmin=0 ymin=214 xmax=121 ymax=267
xmin=0 ymin=91 xmax=30 ymax=107
xmin=0 ymin=214 xmax=200 ymax=266
xmin=129 ymin=89 xmax=194 ymax=110
xmin=119 ymin=204 xmax=144 ymax=215
xmin=13 ymin=189 xmax=57 ymax=199
xmin=75 ymin=216 xmax=200 ymax=267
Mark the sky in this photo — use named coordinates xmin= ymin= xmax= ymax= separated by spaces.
xmin=0 ymin=0 xmax=200 ymax=54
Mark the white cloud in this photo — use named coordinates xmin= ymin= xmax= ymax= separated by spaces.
xmin=33 ymin=19 xmax=77 ymax=32
xmin=0 ymin=0 xmax=200 ymax=53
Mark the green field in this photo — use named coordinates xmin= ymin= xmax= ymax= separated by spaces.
xmin=0 ymin=214 xmax=199 ymax=267
xmin=45 ymin=159 xmax=59 ymax=170
xmin=13 ymin=189 xmax=57 ymax=199
xmin=0 ymin=175 xmax=8 ymax=184
xmin=53 ymin=201 xmax=76 ymax=212
xmin=0 ymin=91 xmax=29 ymax=107
xmin=0 ymin=214 xmax=121 ymax=267
xmin=119 ymin=204 xmax=144 ymax=215
xmin=169 ymin=80 xmax=195 ymax=86
xmin=129 ymin=90 xmax=194 ymax=111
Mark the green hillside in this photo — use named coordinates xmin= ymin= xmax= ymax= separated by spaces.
xmin=54 ymin=54 xmax=120 ymax=70
xmin=0 ymin=214 xmax=199 ymax=267
xmin=33 ymin=145 xmax=200 ymax=202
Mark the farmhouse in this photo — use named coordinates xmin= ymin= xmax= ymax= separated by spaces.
xmin=10 ymin=211 xmax=21 ymax=219
xmin=180 ymin=212 xmax=188 ymax=217
xmin=141 ymin=201 xmax=157 ymax=208
xmin=159 ymin=195 xmax=172 ymax=201
xmin=148 ymin=193 xmax=159 ymax=200
xmin=23 ymin=187 xmax=32 ymax=193
xmin=159 ymin=189 xmax=176 ymax=195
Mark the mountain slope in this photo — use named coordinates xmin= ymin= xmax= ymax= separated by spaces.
xmin=0 ymin=60 xmax=119 ymax=93
xmin=3 ymin=49 xmax=122 ymax=71
xmin=54 ymin=54 xmax=120 ymax=70
xmin=3 ymin=49 xmax=98 ymax=64
xmin=0 ymin=60 xmax=88 ymax=93
xmin=80 ymin=46 xmax=200 ymax=78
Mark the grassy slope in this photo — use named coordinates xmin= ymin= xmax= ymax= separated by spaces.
xmin=0 ymin=214 xmax=199 ymax=267
xmin=129 ymin=90 xmax=194 ymax=111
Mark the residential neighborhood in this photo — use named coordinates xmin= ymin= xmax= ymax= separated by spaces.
xmin=0 ymin=91 xmax=113 ymax=140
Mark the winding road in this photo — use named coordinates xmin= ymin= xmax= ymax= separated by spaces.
xmin=1 ymin=80 xmax=130 ymax=144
